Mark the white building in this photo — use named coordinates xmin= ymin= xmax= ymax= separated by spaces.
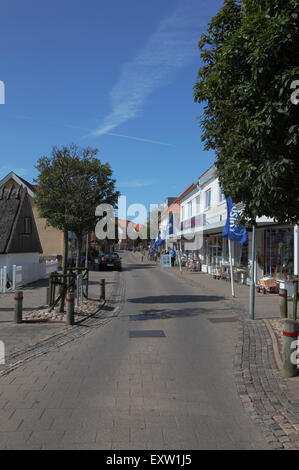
xmin=167 ymin=164 xmax=298 ymax=282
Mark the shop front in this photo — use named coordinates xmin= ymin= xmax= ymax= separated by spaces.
xmin=201 ymin=233 xmax=248 ymax=268
xmin=262 ymin=226 xmax=294 ymax=278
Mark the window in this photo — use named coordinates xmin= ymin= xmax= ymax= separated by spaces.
xmin=196 ymin=196 xmax=201 ymax=213
xmin=24 ymin=217 xmax=32 ymax=234
xmin=187 ymin=201 xmax=192 ymax=218
xmin=219 ymin=186 xmax=225 ymax=202
xmin=205 ymin=189 xmax=211 ymax=209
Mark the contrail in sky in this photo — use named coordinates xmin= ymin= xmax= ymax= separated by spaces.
xmin=89 ymin=0 xmax=206 ymax=137
xmin=107 ymin=132 xmax=175 ymax=147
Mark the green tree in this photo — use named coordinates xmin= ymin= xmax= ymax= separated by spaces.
xmin=34 ymin=144 xmax=119 ymax=309
xmin=194 ymin=0 xmax=299 ymax=224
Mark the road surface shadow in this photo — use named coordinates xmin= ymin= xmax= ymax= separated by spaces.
xmin=129 ymin=307 xmax=225 ymax=320
xmin=127 ymin=294 xmax=225 ymax=304
xmin=88 ymin=280 xmax=116 ymax=286
xmin=122 ymin=264 xmax=155 ymax=272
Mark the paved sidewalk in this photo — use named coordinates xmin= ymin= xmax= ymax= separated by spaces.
xmin=132 ymin=251 xmax=299 ymax=449
xmin=0 ymin=268 xmax=118 ymax=373
xmin=140 ymin=253 xmax=283 ymax=321
xmin=0 ymin=251 xmax=269 ymax=450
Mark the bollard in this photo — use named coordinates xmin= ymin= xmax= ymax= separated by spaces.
xmin=99 ymin=279 xmax=105 ymax=300
xmin=66 ymin=292 xmax=75 ymax=325
xmin=14 ymin=290 xmax=23 ymax=323
xmin=279 ymin=288 xmax=288 ymax=318
xmin=282 ymin=319 xmax=299 ymax=378
xmin=293 ymin=279 xmax=298 ymax=321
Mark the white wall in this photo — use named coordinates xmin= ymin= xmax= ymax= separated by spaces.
xmin=179 ymin=175 xmax=227 ymax=233
xmin=0 ymin=253 xmax=40 ymax=269
xmin=0 ymin=253 xmax=57 ymax=290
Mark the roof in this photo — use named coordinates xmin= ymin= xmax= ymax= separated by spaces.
xmin=0 ymin=171 xmax=36 ymax=198
xmin=0 ymin=185 xmax=42 ymax=254
xmin=17 ymin=175 xmax=38 ymax=193
xmin=198 ymin=164 xmax=215 ymax=180
xmin=117 ymin=219 xmax=144 ymax=231
xmin=174 ymin=183 xmax=196 ymax=204
xmin=0 ymin=185 xmax=22 ymax=253
xmin=158 ymin=184 xmax=196 ymax=222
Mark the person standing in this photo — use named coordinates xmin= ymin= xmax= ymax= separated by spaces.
xmin=170 ymin=248 xmax=176 ymax=267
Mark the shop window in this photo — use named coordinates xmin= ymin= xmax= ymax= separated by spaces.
xmin=264 ymin=227 xmax=294 ymax=277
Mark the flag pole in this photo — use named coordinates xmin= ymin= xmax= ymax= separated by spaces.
xmin=228 ymin=239 xmax=235 ymax=297
xmin=249 ymin=224 xmax=256 ymax=320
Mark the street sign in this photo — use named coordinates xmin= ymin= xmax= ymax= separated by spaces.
xmin=161 ymin=254 xmax=171 ymax=268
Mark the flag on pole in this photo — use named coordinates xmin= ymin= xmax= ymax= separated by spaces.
xmin=222 ymin=197 xmax=247 ymax=245
xmin=148 ymin=239 xmax=154 ymax=255
xmin=150 ymin=214 xmax=175 ymax=254
xmin=159 ymin=213 xmax=174 ymax=245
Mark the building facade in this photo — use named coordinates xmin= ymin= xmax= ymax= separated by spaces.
xmin=166 ymin=164 xmax=299 ymax=282
xmin=0 ymin=172 xmax=64 ymax=258
xmin=0 ymin=185 xmax=43 ymax=276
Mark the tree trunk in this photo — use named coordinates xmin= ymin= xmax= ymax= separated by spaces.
xmin=59 ymin=227 xmax=69 ymax=313
xmin=76 ymin=233 xmax=83 ymax=268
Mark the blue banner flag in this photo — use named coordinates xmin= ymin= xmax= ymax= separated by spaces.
xmin=168 ymin=213 xmax=174 ymax=236
xmin=153 ymin=232 xmax=162 ymax=250
xmin=160 ymin=213 xmax=174 ymax=243
xmin=148 ymin=239 xmax=154 ymax=255
xmin=222 ymin=197 xmax=247 ymax=245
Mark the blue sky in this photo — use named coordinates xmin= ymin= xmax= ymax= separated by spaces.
xmin=0 ymin=0 xmax=223 ymax=218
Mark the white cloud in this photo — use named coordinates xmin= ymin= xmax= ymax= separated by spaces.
xmin=90 ymin=0 xmax=205 ymax=137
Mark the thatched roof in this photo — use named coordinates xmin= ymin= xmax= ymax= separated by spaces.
xmin=0 ymin=185 xmax=42 ymax=254
xmin=0 ymin=185 xmax=22 ymax=253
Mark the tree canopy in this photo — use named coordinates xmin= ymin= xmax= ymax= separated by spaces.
xmin=34 ymin=144 xmax=119 ymax=268
xmin=194 ymin=0 xmax=299 ymax=224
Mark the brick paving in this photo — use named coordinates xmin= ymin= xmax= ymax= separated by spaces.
xmin=0 ymin=268 xmax=120 ymax=376
xmin=137 ymin=252 xmax=299 ymax=450
xmin=235 ymin=320 xmax=299 ymax=450
xmin=0 ymin=251 xmax=298 ymax=449
xmin=0 ymin=252 xmax=270 ymax=450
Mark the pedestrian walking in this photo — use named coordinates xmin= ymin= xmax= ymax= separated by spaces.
xmin=170 ymin=248 xmax=176 ymax=267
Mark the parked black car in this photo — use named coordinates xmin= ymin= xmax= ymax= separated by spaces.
xmin=100 ymin=253 xmax=122 ymax=271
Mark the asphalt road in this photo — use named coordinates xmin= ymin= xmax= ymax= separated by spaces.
xmin=0 ymin=251 xmax=270 ymax=449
